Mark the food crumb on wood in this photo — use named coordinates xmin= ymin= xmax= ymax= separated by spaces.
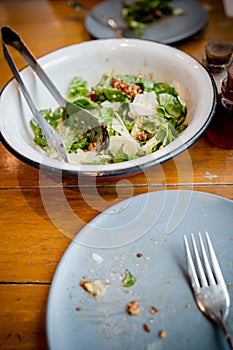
xmin=202 ymin=171 xmax=218 ymax=179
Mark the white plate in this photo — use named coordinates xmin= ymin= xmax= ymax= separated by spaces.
xmin=0 ymin=39 xmax=216 ymax=179
xmin=85 ymin=0 xmax=208 ymax=43
xmin=46 ymin=190 xmax=233 ymax=350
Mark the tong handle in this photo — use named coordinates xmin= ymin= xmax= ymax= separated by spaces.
xmin=1 ymin=26 xmax=66 ymax=107
xmin=2 ymin=35 xmax=40 ymax=121
xmin=1 ymin=26 xmax=68 ymax=162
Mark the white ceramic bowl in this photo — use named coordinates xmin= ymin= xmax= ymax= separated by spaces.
xmin=0 ymin=39 xmax=216 ymax=179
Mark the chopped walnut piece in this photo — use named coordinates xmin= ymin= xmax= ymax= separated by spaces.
xmin=134 ymin=131 xmax=148 ymax=142
xmin=159 ymin=329 xmax=167 ymax=338
xmin=80 ymin=280 xmax=94 ymax=293
xmin=126 ymin=300 xmax=140 ymax=315
xmin=87 ymin=141 xmax=96 ymax=151
xmin=149 ymin=306 xmax=159 ymax=314
xmin=80 ymin=279 xmax=107 ymax=298
xmin=110 ymin=78 xmax=142 ymax=100
xmin=143 ymin=323 xmax=151 ymax=333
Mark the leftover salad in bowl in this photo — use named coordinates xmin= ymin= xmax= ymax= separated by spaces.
xmin=31 ymin=73 xmax=187 ymax=165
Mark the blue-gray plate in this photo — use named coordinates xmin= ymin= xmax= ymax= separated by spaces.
xmin=85 ymin=0 xmax=208 ymax=43
xmin=46 ymin=190 xmax=233 ymax=350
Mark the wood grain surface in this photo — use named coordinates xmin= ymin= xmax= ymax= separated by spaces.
xmin=0 ymin=0 xmax=233 ymax=349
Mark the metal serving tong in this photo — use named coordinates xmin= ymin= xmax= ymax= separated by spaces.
xmin=1 ymin=26 xmax=109 ymax=161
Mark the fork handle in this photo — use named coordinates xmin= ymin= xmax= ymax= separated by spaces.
xmin=69 ymin=1 xmax=113 ymax=27
xmin=219 ymin=320 xmax=233 ymax=349
xmin=68 ymin=0 xmax=123 ymax=36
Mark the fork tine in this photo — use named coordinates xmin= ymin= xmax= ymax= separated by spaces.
xmin=205 ymin=231 xmax=226 ymax=286
xmin=184 ymin=233 xmax=233 ymax=347
xmin=184 ymin=235 xmax=200 ymax=288
xmin=191 ymin=234 xmax=208 ymax=287
xmin=198 ymin=232 xmax=216 ymax=285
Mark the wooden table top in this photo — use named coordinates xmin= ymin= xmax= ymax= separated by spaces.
xmin=0 ymin=0 xmax=233 ymax=349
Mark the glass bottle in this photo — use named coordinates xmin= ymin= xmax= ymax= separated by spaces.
xmin=202 ymin=40 xmax=233 ymax=92
xmin=206 ymin=64 xmax=233 ymax=148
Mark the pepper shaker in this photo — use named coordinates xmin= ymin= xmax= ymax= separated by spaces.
xmin=202 ymin=40 xmax=233 ymax=92
xmin=206 ymin=64 xmax=233 ymax=148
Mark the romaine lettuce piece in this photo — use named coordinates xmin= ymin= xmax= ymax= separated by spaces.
xmin=67 ymin=76 xmax=89 ymax=99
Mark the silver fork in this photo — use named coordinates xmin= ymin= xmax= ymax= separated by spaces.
xmin=184 ymin=231 xmax=233 ymax=349
xmin=68 ymin=1 xmax=126 ymax=38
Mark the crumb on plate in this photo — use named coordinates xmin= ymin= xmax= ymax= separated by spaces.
xmin=126 ymin=300 xmax=140 ymax=315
